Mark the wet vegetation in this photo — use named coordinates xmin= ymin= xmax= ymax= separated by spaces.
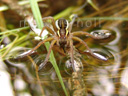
xmin=0 ymin=0 xmax=128 ymax=96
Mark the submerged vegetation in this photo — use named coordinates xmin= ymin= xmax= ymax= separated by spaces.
xmin=0 ymin=0 xmax=128 ymax=96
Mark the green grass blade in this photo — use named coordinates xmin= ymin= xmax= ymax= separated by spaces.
xmin=0 ymin=26 xmax=29 ymax=35
xmin=29 ymin=0 xmax=68 ymax=95
xmin=87 ymin=0 xmax=99 ymax=11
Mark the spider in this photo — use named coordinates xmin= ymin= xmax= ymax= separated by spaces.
xmin=23 ymin=14 xmax=111 ymax=71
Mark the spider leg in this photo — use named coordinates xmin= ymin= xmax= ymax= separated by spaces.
xmin=72 ymin=31 xmax=110 ymax=39
xmin=72 ymin=36 xmax=100 ymax=59
xmin=78 ymin=49 xmax=108 ymax=61
xmin=14 ymin=49 xmax=37 ymax=60
xmin=38 ymin=40 xmax=57 ymax=70
xmin=68 ymin=14 xmax=78 ymax=32
xmin=16 ymin=37 xmax=54 ymax=59
xmin=69 ymin=40 xmax=76 ymax=72
xmin=39 ymin=26 xmax=54 ymax=37
xmin=42 ymin=16 xmax=57 ymax=31
xmin=26 ymin=16 xmax=55 ymax=37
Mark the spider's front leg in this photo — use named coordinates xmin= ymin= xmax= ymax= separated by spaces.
xmin=68 ymin=14 xmax=78 ymax=32
xmin=72 ymin=30 xmax=111 ymax=39
xmin=42 ymin=16 xmax=58 ymax=31
xmin=39 ymin=26 xmax=54 ymax=37
xmin=26 ymin=16 xmax=55 ymax=39
xmin=15 ymin=37 xmax=54 ymax=59
xmin=38 ymin=40 xmax=57 ymax=71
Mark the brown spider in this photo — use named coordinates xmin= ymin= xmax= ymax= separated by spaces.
xmin=25 ymin=14 xmax=111 ymax=71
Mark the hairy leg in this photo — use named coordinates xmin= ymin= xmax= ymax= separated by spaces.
xmin=78 ymin=49 xmax=108 ymax=61
xmin=72 ymin=36 xmax=101 ymax=59
xmin=40 ymin=26 xmax=54 ymax=37
xmin=42 ymin=16 xmax=57 ymax=31
xmin=38 ymin=40 xmax=57 ymax=70
xmin=16 ymin=37 xmax=54 ymax=59
xmin=69 ymin=40 xmax=76 ymax=71
xmin=72 ymin=31 xmax=110 ymax=39
xmin=68 ymin=14 xmax=78 ymax=32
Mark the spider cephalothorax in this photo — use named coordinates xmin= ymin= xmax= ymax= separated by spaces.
xmin=25 ymin=15 xmax=111 ymax=71
xmin=55 ymin=18 xmax=70 ymax=48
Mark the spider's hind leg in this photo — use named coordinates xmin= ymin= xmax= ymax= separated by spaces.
xmin=72 ymin=36 xmax=107 ymax=61
xmin=69 ymin=40 xmax=76 ymax=72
